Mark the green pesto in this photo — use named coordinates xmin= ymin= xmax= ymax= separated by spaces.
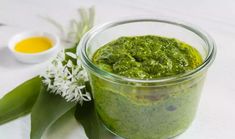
xmin=92 ymin=35 xmax=202 ymax=79
xmin=90 ymin=35 xmax=204 ymax=139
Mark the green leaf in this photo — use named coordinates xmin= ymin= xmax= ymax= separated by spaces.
xmin=43 ymin=107 xmax=77 ymax=138
xmin=75 ymin=100 xmax=114 ymax=139
xmin=30 ymin=84 xmax=76 ymax=139
xmin=0 ymin=76 xmax=41 ymax=125
xmin=75 ymin=83 xmax=114 ymax=139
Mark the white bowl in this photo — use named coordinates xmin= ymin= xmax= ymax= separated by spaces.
xmin=8 ymin=31 xmax=60 ymax=64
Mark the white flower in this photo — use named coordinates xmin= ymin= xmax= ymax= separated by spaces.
xmin=40 ymin=50 xmax=91 ymax=104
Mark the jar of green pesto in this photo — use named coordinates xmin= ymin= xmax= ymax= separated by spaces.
xmin=79 ymin=18 xmax=216 ymax=139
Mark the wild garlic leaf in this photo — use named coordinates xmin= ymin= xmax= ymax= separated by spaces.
xmin=30 ymin=84 xmax=76 ymax=139
xmin=75 ymin=83 xmax=114 ymax=139
xmin=0 ymin=76 xmax=41 ymax=125
xmin=75 ymin=100 xmax=114 ymax=139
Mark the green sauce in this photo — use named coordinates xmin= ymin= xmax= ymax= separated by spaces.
xmin=90 ymin=35 xmax=204 ymax=139
xmin=93 ymin=35 xmax=202 ymax=79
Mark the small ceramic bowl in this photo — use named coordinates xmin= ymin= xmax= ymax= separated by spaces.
xmin=8 ymin=31 xmax=60 ymax=64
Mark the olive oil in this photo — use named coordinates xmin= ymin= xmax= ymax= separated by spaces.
xmin=15 ymin=37 xmax=52 ymax=54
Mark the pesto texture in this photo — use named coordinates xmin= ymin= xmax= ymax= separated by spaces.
xmin=90 ymin=35 xmax=204 ymax=139
xmin=93 ymin=35 xmax=202 ymax=79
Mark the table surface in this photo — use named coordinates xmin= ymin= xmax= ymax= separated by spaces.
xmin=0 ymin=0 xmax=235 ymax=139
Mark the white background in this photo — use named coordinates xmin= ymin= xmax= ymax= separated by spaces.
xmin=0 ymin=0 xmax=235 ymax=139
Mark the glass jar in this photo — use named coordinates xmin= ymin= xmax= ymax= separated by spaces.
xmin=79 ymin=18 xmax=216 ymax=139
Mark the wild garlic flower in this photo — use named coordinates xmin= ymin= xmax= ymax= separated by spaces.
xmin=40 ymin=50 xmax=91 ymax=104
xmin=39 ymin=7 xmax=95 ymax=104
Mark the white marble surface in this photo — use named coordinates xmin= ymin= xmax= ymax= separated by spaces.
xmin=0 ymin=0 xmax=235 ymax=139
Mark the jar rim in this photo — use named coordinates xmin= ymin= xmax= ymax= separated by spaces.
xmin=79 ymin=17 xmax=216 ymax=84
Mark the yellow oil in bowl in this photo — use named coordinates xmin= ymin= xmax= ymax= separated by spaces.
xmin=15 ymin=37 xmax=52 ymax=54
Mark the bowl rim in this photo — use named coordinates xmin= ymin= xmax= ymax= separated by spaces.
xmin=79 ymin=17 xmax=217 ymax=84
